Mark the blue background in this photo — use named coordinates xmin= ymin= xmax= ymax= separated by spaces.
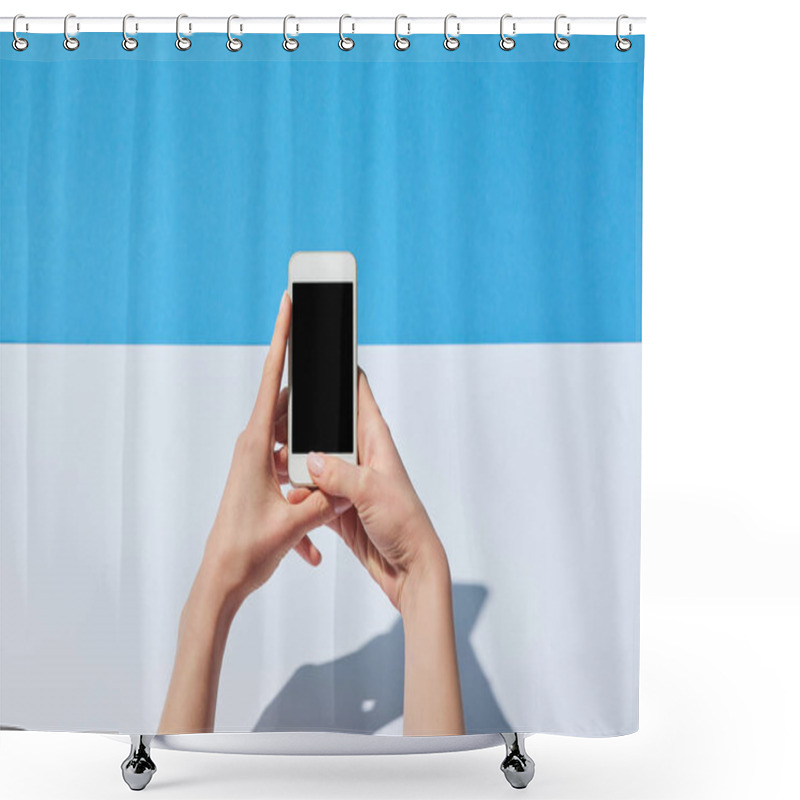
xmin=1 ymin=34 xmax=643 ymax=345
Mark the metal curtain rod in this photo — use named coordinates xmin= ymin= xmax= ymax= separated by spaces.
xmin=0 ymin=16 xmax=646 ymax=36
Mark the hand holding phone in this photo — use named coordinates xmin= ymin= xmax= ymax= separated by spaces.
xmin=286 ymin=370 xmax=466 ymax=736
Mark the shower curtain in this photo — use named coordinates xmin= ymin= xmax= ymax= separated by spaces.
xmin=0 ymin=31 xmax=644 ymax=737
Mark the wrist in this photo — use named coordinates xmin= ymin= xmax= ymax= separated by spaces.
xmin=180 ymin=555 xmax=243 ymax=638
xmin=398 ymin=536 xmax=452 ymax=621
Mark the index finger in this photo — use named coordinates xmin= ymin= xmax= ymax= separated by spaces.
xmin=248 ymin=291 xmax=290 ymax=432
xmin=356 ymin=368 xmax=402 ymax=471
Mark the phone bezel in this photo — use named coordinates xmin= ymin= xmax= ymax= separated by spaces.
xmin=287 ymin=251 xmax=358 ymax=487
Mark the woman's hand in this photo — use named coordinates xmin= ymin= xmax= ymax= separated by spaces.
xmin=158 ymin=292 xmax=348 ymax=734
xmin=200 ymin=291 xmax=351 ymax=608
xmin=287 ymin=370 xmax=465 ymax=735
xmin=287 ymin=369 xmax=446 ymax=614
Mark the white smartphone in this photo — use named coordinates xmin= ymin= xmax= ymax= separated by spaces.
xmin=288 ymin=251 xmax=358 ymax=487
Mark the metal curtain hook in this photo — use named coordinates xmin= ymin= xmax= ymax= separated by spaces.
xmin=176 ymin=14 xmax=191 ymax=50
xmin=12 ymin=14 xmax=28 ymax=51
xmin=283 ymin=15 xmax=299 ymax=51
xmin=500 ymin=14 xmax=515 ymax=51
xmin=554 ymin=14 xmax=570 ymax=51
xmin=339 ymin=14 xmax=354 ymax=50
xmin=616 ymin=14 xmax=632 ymax=51
xmin=64 ymin=13 xmax=80 ymax=51
xmin=394 ymin=14 xmax=410 ymax=50
xmin=444 ymin=14 xmax=459 ymax=51
xmin=122 ymin=14 xmax=138 ymax=51
xmin=227 ymin=15 xmax=243 ymax=51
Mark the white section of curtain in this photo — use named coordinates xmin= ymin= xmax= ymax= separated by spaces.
xmin=0 ymin=342 xmax=640 ymax=736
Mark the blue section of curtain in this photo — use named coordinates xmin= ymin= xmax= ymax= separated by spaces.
xmin=0 ymin=34 xmax=643 ymax=345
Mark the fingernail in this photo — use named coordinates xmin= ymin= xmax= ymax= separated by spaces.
xmin=333 ymin=497 xmax=352 ymax=516
xmin=307 ymin=452 xmax=324 ymax=476
xmin=280 ymin=291 xmax=288 ymax=311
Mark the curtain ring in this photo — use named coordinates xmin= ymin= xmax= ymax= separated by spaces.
xmin=12 ymin=14 xmax=28 ymax=51
xmin=227 ymin=15 xmax=243 ymax=51
xmin=63 ymin=13 xmax=80 ymax=51
xmin=283 ymin=15 xmax=299 ymax=51
xmin=339 ymin=14 xmax=355 ymax=50
xmin=553 ymin=14 xmax=570 ymax=51
xmin=499 ymin=14 xmax=515 ymax=51
xmin=176 ymin=14 xmax=191 ymax=51
xmin=122 ymin=14 xmax=138 ymax=51
xmin=443 ymin=14 xmax=459 ymax=51
xmin=616 ymin=15 xmax=632 ymax=51
xmin=394 ymin=15 xmax=410 ymax=50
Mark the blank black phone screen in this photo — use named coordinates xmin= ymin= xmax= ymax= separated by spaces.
xmin=291 ymin=282 xmax=354 ymax=454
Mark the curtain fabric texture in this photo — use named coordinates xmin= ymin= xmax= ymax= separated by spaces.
xmin=0 ymin=33 xmax=644 ymax=736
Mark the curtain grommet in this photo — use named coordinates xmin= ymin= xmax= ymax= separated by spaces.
xmin=339 ymin=15 xmax=355 ymax=51
xmin=227 ymin=15 xmax=243 ymax=52
xmin=175 ymin=14 xmax=192 ymax=51
xmin=499 ymin=14 xmax=516 ymax=51
xmin=283 ymin=15 xmax=299 ymax=51
xmin=444 ymin=14 xmax=460 ymax=51
xmin=63 ymin=13 xmax=80 ymax=51
xmin=12 ymin=15 xmax=29 ymax=51
xmin=394 ymin=15 xmax=410 ymax=51
xmin=122 ymin=15 xmax=138 ymax=51
xmin=554 ymin=15 xmax=570 ymax=51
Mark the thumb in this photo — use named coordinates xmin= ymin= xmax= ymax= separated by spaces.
xmin=306 ymin=452 xmax=368 ymax=507
xmin=286 ymin=487 xmax=351 ymax=538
